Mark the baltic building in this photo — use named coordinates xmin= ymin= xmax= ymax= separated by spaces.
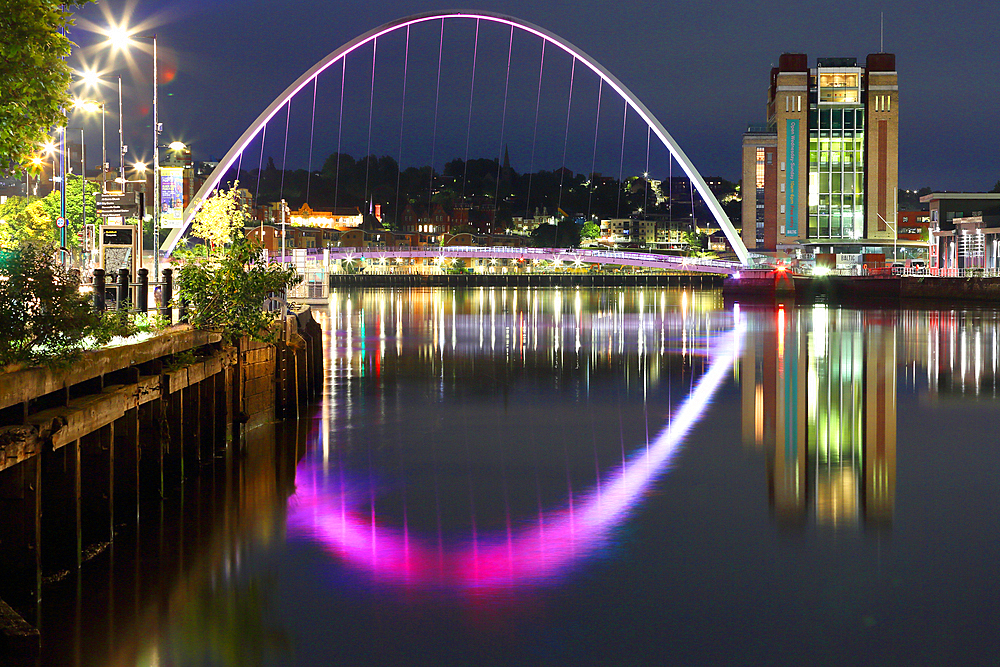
xmin=742 ymin=53 xmax=899 ymax=263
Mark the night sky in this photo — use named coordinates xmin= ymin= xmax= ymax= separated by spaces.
xmin=68 ymin=0 xmax=998 ymax=191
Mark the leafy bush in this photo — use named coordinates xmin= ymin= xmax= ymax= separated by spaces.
xmin=0 ymin=243 xmax=135 ymax=367
xmin=176 ymin=236 xmax=301 ymax=343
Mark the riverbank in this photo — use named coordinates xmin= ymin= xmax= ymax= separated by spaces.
xmin=723 ymin=273 xmax=1000 ymax=304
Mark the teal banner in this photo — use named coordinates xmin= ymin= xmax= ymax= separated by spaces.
xmin=785 ymin=119 xmax=799 ymax=236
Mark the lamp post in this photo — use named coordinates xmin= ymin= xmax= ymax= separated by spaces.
xmin=58 ymin=126 xmax=66 ymax=251
xmin=107 ymin=28 xmax=159 ymax=278
xmin=282 ymin=199 xmax=290 ymax=262
xmin=877 ymin=213 xmax=898 ymax=263
xmin=135 ymin=34 xmax=161 ymax=281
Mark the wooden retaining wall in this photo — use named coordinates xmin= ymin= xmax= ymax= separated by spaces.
xmin=0 ymin=307 xmax=324 ymax=660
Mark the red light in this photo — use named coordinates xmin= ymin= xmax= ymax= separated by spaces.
xmin=776 ymin=264 xmax=787 ymax=272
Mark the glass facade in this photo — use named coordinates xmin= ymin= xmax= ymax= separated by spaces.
xmin=755 ymin=147 xmax=765 ymax=245
xmin=808 ymin=69 xmax=865 ymax=240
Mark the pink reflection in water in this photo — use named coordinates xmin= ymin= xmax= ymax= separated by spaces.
xmin=288 ymin=325 xmax=743 ymax=593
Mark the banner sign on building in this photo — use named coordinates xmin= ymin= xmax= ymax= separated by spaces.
xmin=160 ymin=167 xmax=184 ymax=228
xmin=785 ymin=119 xmax=799 ymax=237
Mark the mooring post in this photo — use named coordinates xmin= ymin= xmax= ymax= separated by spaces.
xmin=137 ymin=267 xmax=149 ymax=314
xmin=93 ymin=268 xmax=106 ymax=313
xmin=117 ymin=268 xmax=130 ymax=311
xmin=160 ymin=268 xmax=173 ymax=323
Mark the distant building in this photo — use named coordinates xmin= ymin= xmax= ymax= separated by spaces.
xmin=742 ymin=53 xmax=899 ymax=261
xmin=921 ymin=193 xmax=1000 ymax=271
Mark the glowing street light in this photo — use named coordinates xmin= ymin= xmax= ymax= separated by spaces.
xmin=105 ymin=24 xmax=161 ymax=279
xmin=71 ymin=96 xmax=107 ymax=192
xmin=75 ymin=69 xmax=124 ymax=195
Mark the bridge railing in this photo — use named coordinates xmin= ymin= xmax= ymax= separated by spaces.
xmin=279 ymin=246 xmax=743 ymax=273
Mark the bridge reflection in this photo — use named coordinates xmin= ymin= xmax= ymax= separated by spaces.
xmin=290 ymin=287 xmax=740 ymax=592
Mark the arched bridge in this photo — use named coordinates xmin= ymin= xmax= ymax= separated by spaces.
xmin=321 ymin=246 xmax=743 ymax=275
xmin=172 ymin=11 xmax=751 ymax=266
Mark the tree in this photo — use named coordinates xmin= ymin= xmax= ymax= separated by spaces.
xmin=177 ymin=237 xmax=301 ymax=343
xmin=0 ymin=243 xmax=131 ymax=367
xmin=531 ymin=219 xmax=581 ymax=248
xmin=991 ymin=181 xmax=1000 ymax=194
xmin=581 ymin=220 xmax=600 ymax=240
xmin=40 ymin=174 xmax=99 ymax=250
xmin=191 ymin=182 xmax=252 ymax=253
xmin=0 ymin=1 xmax=92 ymax=168
xmin=0 ymin=196 xmax=55 ymax=246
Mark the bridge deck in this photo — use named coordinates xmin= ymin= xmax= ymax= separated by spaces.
xmin=292 ymin=246 xmax=742 ymax=275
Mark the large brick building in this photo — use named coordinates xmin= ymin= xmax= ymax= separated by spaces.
xmin=742 ymin=53 xmax=899 ymax=260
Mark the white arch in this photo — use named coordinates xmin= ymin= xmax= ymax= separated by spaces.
xmin=170 ymin=11 xmax=750 ymax=265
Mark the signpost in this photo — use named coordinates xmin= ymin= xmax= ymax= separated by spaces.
xmin=100 ymin=224 xmax=138 ymax=306
xmin=95 ymin=192 xmax=140 ymax=218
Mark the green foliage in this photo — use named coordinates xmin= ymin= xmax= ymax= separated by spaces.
xmin=0 ymin=196 xmax=55 ymax=246
xmin=531 ymin=219 xmax=581 ymax=248
xmin=191 ymin=182 xmax=252 ymax=252
xmin=40 ymin=174 xmax=100 ymax=249
xmin=0 ymin=242 xmax=135 ymax=367
xmin=0 ymin=1 xmax=93 ymax=168
xmin=177 ymin=237 xmax=301 ymax=343
xmin=682 ymin=231 xmax=711 ymax=257
xmin=581 ymin=220 xmax=600 ymax=240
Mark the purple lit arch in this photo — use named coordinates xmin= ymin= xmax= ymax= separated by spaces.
xmin=169 ymin=11 xmax=750 ymax=265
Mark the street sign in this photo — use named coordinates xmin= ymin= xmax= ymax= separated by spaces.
xmin=95 ymin=192 xmax=139 ymax=218
xmin=56 ymin=217 xmax=65 ymax=228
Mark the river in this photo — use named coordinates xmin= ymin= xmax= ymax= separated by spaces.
xmin=36 ymin=287 xmax=1000 ymax=666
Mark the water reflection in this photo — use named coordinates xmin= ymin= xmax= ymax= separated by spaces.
xmin=740 ymin=305 xmax=1000 ymax=531
xmin=290 ymin=288 xmax=738 ymax=593
xmin=37 ymin=421 xmax=304 ymax=667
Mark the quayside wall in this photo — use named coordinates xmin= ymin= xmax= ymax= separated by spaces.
xmin=723 ymin=274 xmax=1000 ymax=304
xmin=0 ymin=308 xmax=323 ymax=661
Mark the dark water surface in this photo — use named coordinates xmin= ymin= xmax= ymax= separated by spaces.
xmin=39 ymin=288 xmax=1000 ymax=666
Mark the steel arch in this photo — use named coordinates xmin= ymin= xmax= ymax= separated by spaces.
xmin=170 ymin=11 xmax=750 ymax=265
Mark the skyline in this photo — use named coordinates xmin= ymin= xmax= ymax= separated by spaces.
xmin=67 ymin=0 xmax=998 ymax=192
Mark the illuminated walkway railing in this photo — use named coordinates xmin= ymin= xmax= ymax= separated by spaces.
xmin=270 ymin=246 xmax=743 ymax=275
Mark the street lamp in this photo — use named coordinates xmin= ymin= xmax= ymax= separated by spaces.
xmin=107 ymin=28 xmax=160 ymax=279
xmin=72 ymin=98 xmax=106 ymax=193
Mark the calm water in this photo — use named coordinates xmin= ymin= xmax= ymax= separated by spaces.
xmin=38 ymin=288 xmax=1000 ymax=666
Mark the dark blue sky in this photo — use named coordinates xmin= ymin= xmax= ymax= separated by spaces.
xmin=69 ymin=0 xmax=998 ymax=190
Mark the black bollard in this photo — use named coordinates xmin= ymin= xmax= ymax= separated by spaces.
xmin=117 ymin=268 xmax=130 ymax=310
xmin=137 ymin=268 xmax=149 ymax=313
xmin=93 ymin=268 xmax=106 ymax=313
xmin=160 ymin=268 xmax=173 ymax=323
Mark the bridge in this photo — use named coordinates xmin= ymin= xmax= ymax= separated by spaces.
xmin=316 ymin=246 xmax=744 ymax=275
xmin=169 ymin=11 xmax=753 ymax=266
